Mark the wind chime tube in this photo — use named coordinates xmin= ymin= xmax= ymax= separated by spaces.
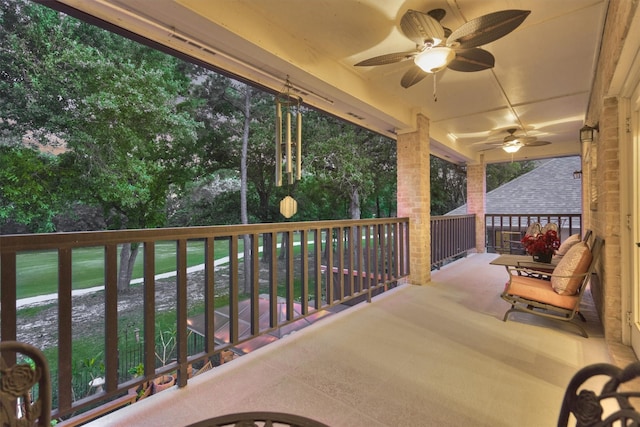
xmin=296 ymin=111 xmax=302 ymax=180
xmin=275 ymin=99 xmax=282 ymax=187
xmin=286 ymin=110 xmax=292 ymax=176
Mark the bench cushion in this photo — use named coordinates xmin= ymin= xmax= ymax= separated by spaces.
xmin=506 ymin=275 xmax=579 ymax=310
xmin=551 ymin=242 xmax=592 ymax=296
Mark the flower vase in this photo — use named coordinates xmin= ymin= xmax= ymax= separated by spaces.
xmin=532 ymin=252 xmax=553 ymax=263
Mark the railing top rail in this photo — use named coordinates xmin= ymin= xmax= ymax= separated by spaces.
xmin=0 ymin=218 xmax=409 ymax=252
xmin=485 ymin=213 xmax=582 ymax=217
xmin=431 ymin=214 xmax=475 ymax=219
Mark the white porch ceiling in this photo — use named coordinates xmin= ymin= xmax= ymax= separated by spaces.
xmin=52 ymin=0 xmax=607 ymax=164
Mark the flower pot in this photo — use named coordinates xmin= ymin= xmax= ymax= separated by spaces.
xmin=152 ymin=375 xmax=175 ymax=393
xmin=532 ymin=252 xmax=553 ymax=263
xmin=131 ymin=381 xmax=152 ymax=401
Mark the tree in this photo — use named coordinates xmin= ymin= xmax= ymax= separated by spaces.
xmin=362 ymin=134 xmax=396 ymax=218
xmin=486 ymin=160 xmax=536 ymax=192
xmin=0 ymin=146 xmax=67 ymax=233
xmin=429 ymin=157 xmax=538 ymax=215
xmin=304 ymin=113 xmax=382 ymax=220
xmin=1 ymin=3 xmax=201 ymax=290
xmin=430 ymin=156 xmax=467 ymax=215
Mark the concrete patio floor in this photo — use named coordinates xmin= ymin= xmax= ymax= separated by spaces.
xmin=87 ymin=252 xmax=634 ymax=426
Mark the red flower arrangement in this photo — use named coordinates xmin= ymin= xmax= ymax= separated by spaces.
xmin=521 ymin=229 xmax=560 ymax=256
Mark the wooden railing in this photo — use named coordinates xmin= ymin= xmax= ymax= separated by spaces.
xmin=431 ymin=214 xmax=476 ymax=269
xmin=485 ymin=213 xmax=582 ymax=254
xmin=0 ymin=218 xmax=409 ymax=422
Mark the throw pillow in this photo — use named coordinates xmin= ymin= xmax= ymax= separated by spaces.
xmin=551 ymin=242 xmax=592 ymax=295
xmin=556 ymin=234 xmax=581 ymax=257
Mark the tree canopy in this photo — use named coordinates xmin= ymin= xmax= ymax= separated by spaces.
xmin=1 ymin=0 xmax=202 ymax=232
xmin=1 ymin=0 xmax=534 ymax=240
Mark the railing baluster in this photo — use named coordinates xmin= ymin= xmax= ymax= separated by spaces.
xmin=269 ymin=232 xmax=278 ymax=329
xmin=204 ymin=237 xmax=215 ymax=353
xmin=313 ymin=228 xmax=322 ymax=311
xmin=143 ymin=242 xmax=156 ymax=381
xmin=326 ymin=227 xmax=334 ymax=305
xmin=104 ymin=244 xmax=119 ymax=393
xmin=0 ymin=251 xmax=17 ymax=342
xmin=0 ymin=218 xmax=410 ymax=420
xmin=229 ymin=235 xmax=239 ymax=344
xmin=250 ymin=234 xmax=260 ymax=335
xmin=392 ymin=222 xmax=399 ymax=280
xmin=379 ymin=224 xmax=386 ymax=285
xmin=300 ymin=229 xmax=309 ymax=315
xmin=364 ymin=225 xmax=371 ymax=293
xmin=347 ymin=226 xmax=354 ymax=298
xmin=286 ymin=230 xmax=294 ymax=322
xmin=482 ymin=214 xmax=582 ymax=254
xmin=373 ymin=224 xmax=379 ymax=295
xmin=355 ymin=225 xmax=363 ymax=295
xmin=57 ymin=247 xmax=73 ymax=412
xmin=176 ymin=239 xmax=188 ymax=386
xmin=399 ymin=221 xmax=405 ymax=277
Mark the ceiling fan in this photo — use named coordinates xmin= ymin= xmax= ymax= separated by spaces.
xmin=484 ymin=128 xmax=552 ymax=153
xmin=354 ymin=8 xmax=530 ymax=88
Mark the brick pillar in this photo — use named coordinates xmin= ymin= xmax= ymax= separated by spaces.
xmin=397 ymin=114 xmax=430 ymax=285
xmin=466 ymin=159 xmax=486 ymax=253
xmin=598 ymin=97 xmax=622 ymax=344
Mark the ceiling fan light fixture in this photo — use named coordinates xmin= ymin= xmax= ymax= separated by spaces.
xmin=502 ymin=143 xmax=522 ymax=153
xmin=414 ymin=47 xmax=454 ymax=73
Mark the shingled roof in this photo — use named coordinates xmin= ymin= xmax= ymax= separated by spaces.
xmin=448 ymin=156 xmax=582 ymax=215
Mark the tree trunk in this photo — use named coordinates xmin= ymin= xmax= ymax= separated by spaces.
xmin=262 ymin=232 xmax=271 ymax=263
xmin=350 ymin=187 xmax=361 ymax=220
xmin=240 ymin=86 xmax=252 ymax=294
xmin=278 ymin=232 xmax=287 ymax=260
xmin=117 ymin=243 xmax=139 ymax=292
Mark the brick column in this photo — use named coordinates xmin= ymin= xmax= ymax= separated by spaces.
xmin=597 ymin=97 xmax=622 ymax=344
xmin=466 ymin=159 xmax=486 ymax=253
xmin=397 ymin=114 xmax=430 ymax=285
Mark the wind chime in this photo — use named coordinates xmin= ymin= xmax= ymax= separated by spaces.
xmin=275 ymin=78 xmax=302 ymax=218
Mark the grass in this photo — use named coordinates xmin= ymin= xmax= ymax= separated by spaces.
xmin=16 ymin=240 xmax=234 ymax=299
xmin=16 ymin=230 xmax=338 ymax=411
xmin=15 ymin=233 xmax=319 ymax=300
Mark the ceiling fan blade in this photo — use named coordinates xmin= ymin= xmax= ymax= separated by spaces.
xmin=400 ymin=9 xmax=445 ymax=45
xmin=355 ymin=50 xmax=418 ymax=66
xmin=446 ymin=10 xmax=531 ymax=49
xmin=426 ymin=9 xmax=452 ymax=38
xmin=400 ymin=66 xmax=428 ymax=88
xmin=518 ymin=136 xmax=536 ymax=143
xmin=448 ymin=48 xmax=494 ymax=72
xmin=479 ymin=145 xmax=499 ymax=152
xmin=524 ymin=140 xmax=551 ymax=147
xmin=427 ymin=8 xmax=446 ymax=22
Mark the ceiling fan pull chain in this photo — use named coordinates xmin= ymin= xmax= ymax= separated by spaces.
xmin=433 ymin=74 xmax=438 ymax=102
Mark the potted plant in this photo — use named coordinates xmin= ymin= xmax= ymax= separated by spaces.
xmin=152 ymin=374 xmax=175 ymax=393
xmin=128 ymin=363 xmax=152 ymax=401
xmin=521 ymin=228 xmax=560 ymax=263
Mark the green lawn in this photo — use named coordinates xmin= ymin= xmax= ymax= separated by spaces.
xmin=16 ymin=240 xmax=232 ymax=299
xmin=16 ymin=234 xmax=316 ymax=300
